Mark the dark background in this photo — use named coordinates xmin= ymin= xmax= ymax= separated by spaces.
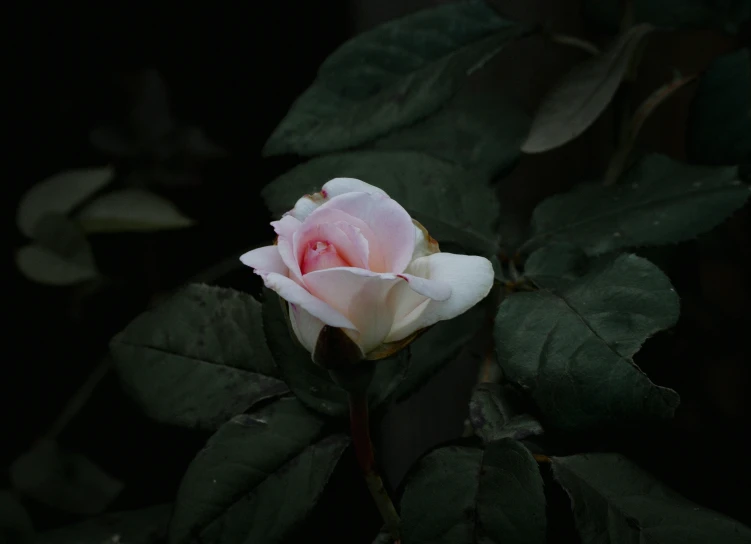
xmin=4 ymin=2 xmax=750 ymax=542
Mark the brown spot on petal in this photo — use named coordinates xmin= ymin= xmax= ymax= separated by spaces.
xmin=412 ymin=219 xmax=440 ymax=255
xmin=306 ymin=192 xmax=327 ymax=205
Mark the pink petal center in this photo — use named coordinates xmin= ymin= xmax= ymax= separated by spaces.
xmin=301 ymin=240 xmax=350 ymax=274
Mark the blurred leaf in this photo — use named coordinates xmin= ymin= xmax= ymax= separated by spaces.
xmin=127 ymin=69 xmax=174 ymax=145
xmin=111 ymin=284 xmax=288 ymax=430
xmin=393 ymin=299 xmax=486 ymax=402
xmin=89 ymin=126 xmax=136 ymax=157
xmin=10 ymin=440 xmax=122 ymax=515
xmin=16 ymin=214 xmax=99 ymax=286
xmin=687 ymin=48 xmax=751 ymax=166
xmin=522 ymin=24 xmax=653 ymax=153
xmin=400 ymin=440 xmax=545 ymax=544
xmin=370 ymin=88 xmax=530 ymax=177
xmin=495 ymin=253 xmax=680 ymax=431
xmin=261 ymin=289 xmax=407 ymax=417
xmin=0 ymin=490 xmax=34 ymax=544
xmin=524 ymin=154 xmax=749 ymax=254
xmin=469 ymin=383 xmax=543 ymax=443
xmin=263 ymin=0 xmax=527 ymax=156
xmin=77 ymin=189 xmax=194 ymax=233
xmin=169 ymin=397 xmax=348 ymax=544
xmin=181 ymin=126 xmax=228 ymax=159
xmin=17 ymin=166 xmax=115 ymax=238
xmin=552 ymin=453 xmax=751 ymax=543
xmin=582 ymin=0 xmax=751 ymax=34
xmin=522 ymin=243 xmax=589 ymax=289
xmin=262 ymin=151 xmax=499 ymax=255
xmin=91 ymin=123 xmax=226 ymax=163
xmin=37 ymin=503 xmax=172 ymax=544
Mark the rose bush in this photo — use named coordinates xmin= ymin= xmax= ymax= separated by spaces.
xmin=241 ymin=177 xmax=494 ymax=359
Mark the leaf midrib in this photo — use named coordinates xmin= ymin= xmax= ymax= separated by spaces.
xmin=114 ymin=338 xmax=279 ymax=378
xmin=527 ymin=181 xmax=741 ymax=248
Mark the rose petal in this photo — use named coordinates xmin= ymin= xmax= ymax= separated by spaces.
xmin=301 ymin=207 xmax=386 ymax=272
xmin=320 ymin=178 xmax=390 ymax=199
xmin=294 ymin=221 xmax=369 ymax=273
xmin=271 ymin=215 xmax=301 ymax=239
xmin=333 ymin=221 xmax=369 ymax=269
xmin=396 ymin=273 xmax=451 ymax=301
xmin=287 ymin=194 xmax=325 ymax=221
xmin=303 ymin=267 xmax=403 ymax=354
xmin=386 ymin=253 xmax=494 ymax=342
xmin=319 ymin=192 xmax=415 ymax=273
xmin=271 ymin=215 xmax=304 ymax=282
xmin=260 ymin=271 xmax=356 ymax=330
xmin=240 ymin=245 xmax=287 ymax=275
xmin=288 ymin=303 xmax=325 ymax=354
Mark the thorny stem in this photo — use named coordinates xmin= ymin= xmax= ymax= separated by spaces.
xmin=349 ymin=392 xmax=401 ymax=543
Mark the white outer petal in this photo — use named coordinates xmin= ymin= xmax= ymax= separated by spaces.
xmin=321 ymin=178 xmax=390 ymax=199
xmin=239 ymin=245 xmax=287 ymax=275
xmin=288 ymin=304 xmax=325 ymax=354
xmin=386 ymin=253 xmax=494 ymax=342
xmin=303 ymin=267 xmax=401 ymax=354
xmin=287 ymin=194 xmax=324 ymax=221
xmin=260 ymin=272 xmax=356 ymax=330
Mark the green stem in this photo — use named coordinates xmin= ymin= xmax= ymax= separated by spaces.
xmin=46 ymin=358 xmax=111 ymax=439
xmin=349 ymin=392 xmax=401 ymax=543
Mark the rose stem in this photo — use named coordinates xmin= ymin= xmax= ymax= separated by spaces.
xmin=348 ymin=391 xmax=401 ymax=543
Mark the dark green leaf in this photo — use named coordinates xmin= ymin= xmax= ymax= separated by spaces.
xmin=16 ymin=214 xmax=100 ymax=286
xmin=394 ymin=300 xmax=486 ymax=402
xmin=261 ymin=289 xmax=407 ymax=417
xmin=169 ymin=397 xmax=348 ymax=544
xmin=0 ymin=490 xmax=34 ymax=544
xmin=401 ymin=439 xmax=545 ymax=544
xmin=521 ymin=24 xmax=653 ymax=153
xmin=262 ymin=151 xmax=499 ymax=255
xmin=552 ymin=453 xmax=751 ymax=543
xmin=469 ymin=383 xmax=543 ymax=443
xmin=522 ymin=243 xmax=589 ymax=289
xmin=525 ymin=154 xmax=749 ymax=254
xmin=263 ymin=1 xmax=526 ymax=156
xmin=111 ymin=284 xmax=287 ymax=430
xmin=370 ymin=87 xmax=530 ymax=177
xmin=688 ymin=48 xmax=751 ymax=166
xmin=10 ymin=440 xmax=122 ymax=515
xmin=37 ymin=504 xmax=172 ymax=544
xmin=582 ymin=0 xmax=751 ymax=34
xmin=16 ymin=166 xmax=114 ymax=238
xmin=495 ymin=253 xmax=680 ymax=431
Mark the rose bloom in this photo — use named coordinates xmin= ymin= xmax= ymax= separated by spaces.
xmin=241 ymin=178 xmax=494 ymax=359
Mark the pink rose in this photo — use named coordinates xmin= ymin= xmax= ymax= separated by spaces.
xmin=241 ymin=178 xmax=494 ymax=359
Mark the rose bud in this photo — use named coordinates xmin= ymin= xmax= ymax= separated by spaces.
xmin=241 ymin=178 xmax=494 ymax=361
